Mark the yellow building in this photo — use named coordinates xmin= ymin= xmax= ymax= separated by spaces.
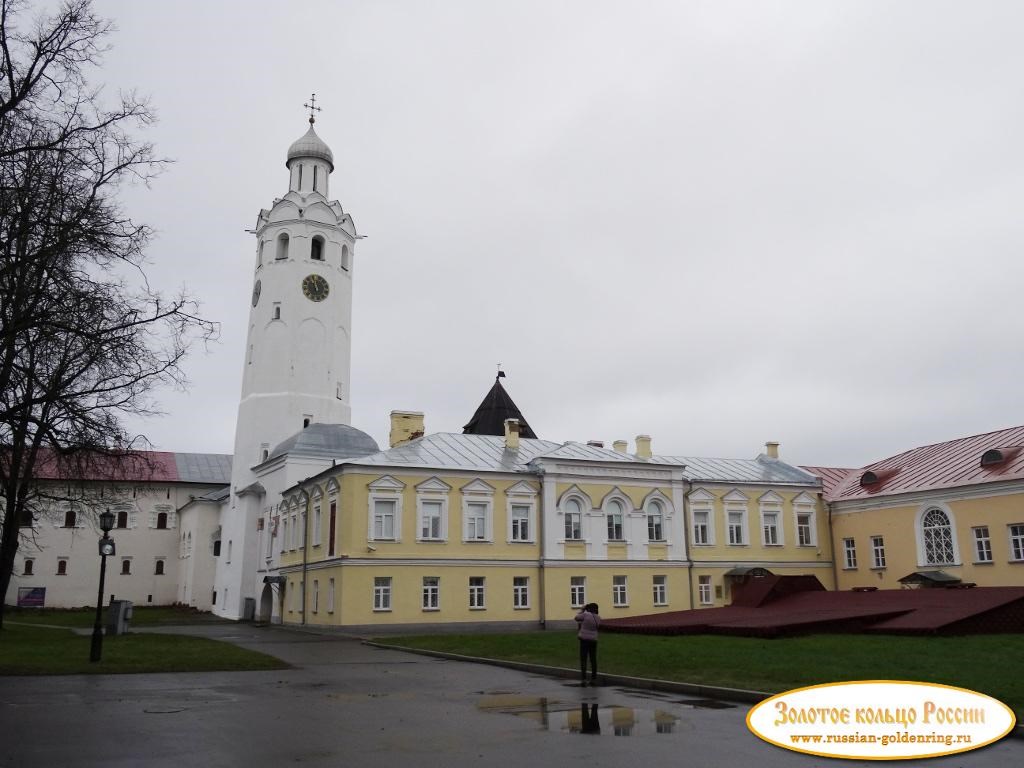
xmin=267 ymin=396 xmax=834 ymax=630
xmin=812 ymin=425 xmax=1024 ymax=592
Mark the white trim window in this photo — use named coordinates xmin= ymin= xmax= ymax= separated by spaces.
xmin=605 ymin=498 xmax=625 ymax=542
xmin=506 ymin=481 xmax=538 ymax=543
xmin=1010 ymin=524 xmax=1024 ymax=562
xmin=312 ymin=500 xmax=322 ymax=547
xmin=419 ymin=500 xmax=444 ymax=541
xmin=612 ymin=575 xmax=628 ymax=607
xmin=727 ymin=511 xmax=745 ymax=545
xmin=570 ymin=576 xmax=585 ymax=608
xmin=469 ymin=577 xmax=485 ymax=609
xmin=373 ymin=499 xmax=397 ymax=541
xmin=972 ymin=526 xmax=992 ymax=563
xmin=422 ymin=576 xmax=440 ymax=611
xmin=759 ymin=492 xmax=784 ymax=546
xmin=281 ymin=516 xmax=289 ymax=554
xmin=691 ymin=509 xmax=711 ymax=545
xmin=843 ymin=538 xmax=857 ymax=569
xmin=698 ymin=575 xmax=712 ymax=605
xmin=871 ymin=535 xmax=886 ymax=569
xmin=368 ymin=476 xmax=405 ymax=542
xmin=724 ymin=491 xmax=749 ymax=546
xmin=461 ymin=479 xmax=495 ymax=543
xmin=921 ymin=507 xmax=956 ymax=565
xmin=761 ymin=510 xmax=781 ymax=546
xmin=795 ymin=508 xmax=816 ymax=547
xmin=652 ymin=575 xmax=667 ymax=606
xmin=415 ymin=477 xmax=450 ymax=542
xmin=646 ymin=500 xmax=665 ymax=542
xmin=510 ymin=504 xmax=530 ymax=542
xmin=465 ymin=502 xmax=488 ymax=541
xmin=563 ymin=497 xmax=583 ymax=541
xmin=513 ymin=576 xmax=529 ymax=609
xmin=373 ymin=576 xmax=391 ymax=611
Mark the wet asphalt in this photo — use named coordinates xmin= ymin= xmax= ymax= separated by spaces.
xmin=0 ymin=623 xmax=1019 ymax=767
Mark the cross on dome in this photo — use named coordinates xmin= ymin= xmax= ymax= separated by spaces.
xmin=303 ymin=93 xmax=322 ymax=125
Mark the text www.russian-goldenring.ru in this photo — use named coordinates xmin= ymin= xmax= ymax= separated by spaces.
xmin=789 ymin=732 xmax=972 ymax=747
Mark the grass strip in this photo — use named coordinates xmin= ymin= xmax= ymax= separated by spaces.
xmin=0 ymin=624 xmax=287 ymax=675
xmin=375 ymin=631 xmax=1024 ymax=717
xmin=4 ymin=606 xmax=232 ymax=628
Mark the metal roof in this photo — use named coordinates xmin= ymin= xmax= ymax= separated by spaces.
xmin=174 ymin=453 xmax=232 ymax=484
xmin=344 ymin=432 xmax=817 ymax=486
xmin=800 ymin=466 xmax=856 ymax=499
xmin=344 ymin=433 xmax=561 ymax=473
xmin=286 ymin=124 xmax=334 ymax=170
xmin=829 ymin=424 xmax=1024 ymax=502
xmin=269 ymin=423 xmax=379 ymax=462
xmin=30 ymin=449 xmax=231 ymax=484
xmin=674 ymin=455 xmax=820 ymax=486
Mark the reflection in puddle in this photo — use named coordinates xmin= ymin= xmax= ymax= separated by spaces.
xmin=477 ymin=696 xmax=680 ymax=736
xmin=675 ymin=699 xmax=736 ymax=709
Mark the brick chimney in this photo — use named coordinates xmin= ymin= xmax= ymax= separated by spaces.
xmin=389 ymin=411 xmax=424 ymax=448
xmin=635 ymin=434 xmax=652 ymax=459
xmin=504 ymin=418 xmax=521 ymax=450
xmin=765 ymin=441 xmax=779 ymax=459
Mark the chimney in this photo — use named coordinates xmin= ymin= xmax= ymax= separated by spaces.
xmin=612 ymin=439 xmax=628 ymax=454
xmin=765 ymin=441 xmax=779 ymax=460
xmin=635 ymin=434 xmax=652 ymax=459
xmin=504 ymin=418 xmax=521 ymax=450
xmin=389 ymin=411 xmax=424 ymax=448
xmin=586 ymin=440 xmax=604 ymax=448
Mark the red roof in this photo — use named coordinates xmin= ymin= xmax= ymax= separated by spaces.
xmin=15 ymin=449 xmax=230 ymax=484
xmin=827 ymin=424 xmax=1024 ymax=502
xmin=800 ymin=466 xmax=856 ymax=499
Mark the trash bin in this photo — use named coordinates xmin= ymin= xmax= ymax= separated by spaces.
xmin=106 ymin=599 xmax=133 ymax=635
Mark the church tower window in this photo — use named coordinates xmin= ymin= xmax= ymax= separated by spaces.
xmin=341 ymin=244 xmax=350 ymax=271
xmin=313 ymin=165 xmax=319 ymax=192
xmin=311 ymin=236 xmax=324 ymax=261
xmin=276 ymin=233 xmax=289 ymax=260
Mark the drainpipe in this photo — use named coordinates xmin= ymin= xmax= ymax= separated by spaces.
xmin=825 ymin=493 xmax=837 ymax=591
xmin=537 ymin=467 xmax=547 ymax=630
xmin=301 ymin=489 xmax=309 ymax=626
xmin=681 ymin=477 xmax=695 ymax=609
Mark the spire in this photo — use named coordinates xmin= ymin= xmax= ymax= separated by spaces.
xmin=463 ymin=373 xmax=537 ymax=439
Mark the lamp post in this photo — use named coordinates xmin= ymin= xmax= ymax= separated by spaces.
xmin=89 ymin=509 xmax=116 ymax=663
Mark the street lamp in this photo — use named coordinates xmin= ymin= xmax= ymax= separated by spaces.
xmin=89 ymin=509 xmax=116 ymax=663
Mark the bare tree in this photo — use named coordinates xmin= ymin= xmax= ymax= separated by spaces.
xmin=0 ymin=0 xmax=217 ymax=627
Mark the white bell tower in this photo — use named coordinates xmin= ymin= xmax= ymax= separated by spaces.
xmin=216 ymin=96 xmax=359 ymax=618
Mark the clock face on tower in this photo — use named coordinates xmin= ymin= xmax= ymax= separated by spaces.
xmin=251 ymin=279 xmax=261 ymax=307
xmin=302 ymin=274 xmax=330 ymax=302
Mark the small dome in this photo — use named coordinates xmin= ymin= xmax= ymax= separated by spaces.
xmin=286 ymin=124 xmax=334 ymax=171
xmin=269 ymin=423 xmax=378 ymax=462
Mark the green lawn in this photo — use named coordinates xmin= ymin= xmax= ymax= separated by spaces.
xmin=3 ymin=605 xmax=231 ymax=628
xmin=375 ymin=631 xmax=1024 ymax=717
xmin=0 ymin=624 xmax=287 ymax=675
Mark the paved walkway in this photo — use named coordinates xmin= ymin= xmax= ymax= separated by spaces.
xmin=0 ymin=624 xmax=1019 ymax=767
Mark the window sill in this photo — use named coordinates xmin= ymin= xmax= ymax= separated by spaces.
xmin=508 ymin=539 xmax=535 ymax=544
xmin=762 ymin=543 xmax=783 ymax=547
xmin=654 ymin=603 xmax=668 ymax=608
xmin=972 ymin=560 xmax=994 ymax=565
xmin=469 ymin=606 xmax=486 ymax=611
xmin=612 ymin=604 xmax=629 ymax=609
xmin=842 ymin=567 xmax=858 ymax=571
xmin=513 ymin=606 xmax=531 ymax=611
xmin=422 ymin=608 xmax=440 ymax=612
xmin=869 ymin=566 xmax=886 ymax=571
xmin=373 ymin=608 xmax=392 ymax=613
xmin=417 ymin=539 xmax=447 ymax=544
xmin=462 ymin=539 xmax=493 ymax=544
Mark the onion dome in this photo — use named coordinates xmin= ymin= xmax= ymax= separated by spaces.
xmin=286 ymin=124 xmax=334 ymax=171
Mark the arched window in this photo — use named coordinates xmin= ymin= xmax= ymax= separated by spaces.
xmin=311 ymin=236 xmax=324 ymax=261
xmin=121 ymin=559 xmax=131 ymax=575
xmin=921 ymin=507 xmax=955 ymax=565
xmin=156 ymin=512 xmax=168 ymax=529
xmin=116 ymin=510 xmax=128 ymax=529
xmin=155 ymin=560 xmax=165 ymax=575
xmin=258 ymin=240 xmax=264 ymax=266
xmin=341 ymin=244 xmax=350 ymax=271
xmin=276 ymin=233 xmax=289 ymax=260
xmin=63 ymin=510 xmax=76 ymax=528
xmin=606 ymin=498 xmax=624 ymax=541
xmin=647 ymin=499 xmax=664 ymax=541
xmin=563 ymin=497 xmax=583 ymax=540
xmin=313 ymin=165 xmax=319 ymax=192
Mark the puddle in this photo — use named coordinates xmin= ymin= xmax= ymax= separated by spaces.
xmin=674 ymin=698 xmax=736 ymax=709
xmin=477 ymin=696 xmax=682 ymax=736
xmin=143 ymin=708 xmax=185 ymax=714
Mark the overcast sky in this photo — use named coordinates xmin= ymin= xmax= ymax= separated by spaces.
xmin=83 ymin=0 xmax=1024 ymax=469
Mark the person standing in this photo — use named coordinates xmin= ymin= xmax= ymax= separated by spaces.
xmin=575 ymin=602 xmax=601 ymax=686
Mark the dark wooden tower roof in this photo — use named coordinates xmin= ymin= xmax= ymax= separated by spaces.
xmin=462 ymin=374 xmax=538 ymax=439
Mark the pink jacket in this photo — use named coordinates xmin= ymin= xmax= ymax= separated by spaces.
xmin=575 ymin=610 xmax=600 ymax=641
